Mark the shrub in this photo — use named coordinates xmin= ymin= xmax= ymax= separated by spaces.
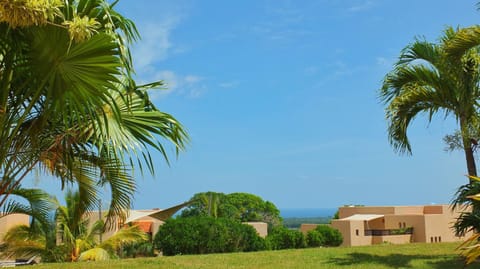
xmin=306 ymin=230 xmax=325 ymax=247
xmin=314 ymin=225 xmax=343 ymax=247
xmin=266 ymin=226 xmax=306 ymax=250
xmin=153 ymin=217 xmax=265 ymax=256
xmin=121 ymin=242 xmax=155 ymax=258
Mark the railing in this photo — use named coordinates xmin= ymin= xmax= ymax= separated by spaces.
xmin=364 ymin=227 xmax=413 ymax=236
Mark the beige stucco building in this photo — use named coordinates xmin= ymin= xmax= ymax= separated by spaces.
xmin=326 ymin=204 xmax=468 ymax=247
xmin=0 ymin=214 xmax=30 ymax=244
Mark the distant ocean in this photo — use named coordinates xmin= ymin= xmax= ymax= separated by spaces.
xmin=280 ymin=208 xmax=337 ymax=218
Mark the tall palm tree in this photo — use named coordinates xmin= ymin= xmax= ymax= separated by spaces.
xmin=379 ymin=26 xmax=480 ymax=177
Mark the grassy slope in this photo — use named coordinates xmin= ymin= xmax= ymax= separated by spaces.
xmin=34 ymin=242 xmax=475 ymax=269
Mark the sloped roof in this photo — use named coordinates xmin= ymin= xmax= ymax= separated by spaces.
xmin=342 ymin=214 xmax=384 ymax=221
xmin=125 ymin=200 xmax=194 ymax=223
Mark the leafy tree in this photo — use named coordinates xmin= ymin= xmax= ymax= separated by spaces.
xmin=180 ymin=192 xmax=282 ymax=227
xmin=0 ymin=0 xmax=188 ymax=226
xmin=379 ymin=26 xmax=480 ymax=177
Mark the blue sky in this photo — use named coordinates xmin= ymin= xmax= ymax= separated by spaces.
xmin=112 ymin=0 xmax=480 ymax=210
xmin=28 ymin=0 xmax=480 ymax=210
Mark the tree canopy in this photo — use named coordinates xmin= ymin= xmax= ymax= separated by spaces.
xmin=180 ymin=192 xmax=282 ymax=227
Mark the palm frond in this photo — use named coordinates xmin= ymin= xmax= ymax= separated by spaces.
xmin=445 ymin=26 xmax=480 ymax=60
xmin=99 ymin=225 xmax=148 ymax=253
xmin=0 ymin=225 xmax=45 ymax=259
xmin=77 ymin=247 xmax=110 ymax=261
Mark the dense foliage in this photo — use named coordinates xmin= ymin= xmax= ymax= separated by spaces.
xmin=180 ymin=192 xmax=282 ymax=227
xmin=153 ymin=217 xmax=266 ymax=256
xmin=266 ymin=226 xmax=306 ymax=250
xmin=306 ymin=225 xmax=343 ymax=247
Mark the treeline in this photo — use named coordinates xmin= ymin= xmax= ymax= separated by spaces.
xmin=283 ymin=217 xmax=331 ymax=229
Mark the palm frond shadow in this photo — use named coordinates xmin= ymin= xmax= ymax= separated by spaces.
xmin=327 ymin=252 xmax=469 ymax=269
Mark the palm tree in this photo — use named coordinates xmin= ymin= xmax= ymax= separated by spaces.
xmin=1 ymin=189 xmax=148 ymax=262
xmin=0 ymin=187 xmax=58 ymax=261
xmin=379 ymin=26 xmax=480 ymax=177
xmin=0 ymin=0 xmax=188 ymax=225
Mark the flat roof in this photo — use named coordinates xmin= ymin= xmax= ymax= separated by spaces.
xmin=342 ymin=214 xmax=384 ymax=221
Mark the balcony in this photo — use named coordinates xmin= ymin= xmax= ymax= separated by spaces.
xmin=364 ymin=227 xmax=413 ymax=236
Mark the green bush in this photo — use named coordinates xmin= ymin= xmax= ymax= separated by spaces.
xmin=266 ymin=226 xmax=306 ymax=250
xmin=306 ymin=230 xmax=325 ymax=247
xmin=153 ymin=217 xmax=265 ymax=256
xmin=314 ymin=225 xmax=343 ymax=247
xmin=121 ymin=242 xmax=155 ymax=258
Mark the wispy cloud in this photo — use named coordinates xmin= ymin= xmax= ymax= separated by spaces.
xmin=348 ymin=0 xmax=375 ymax=13
xmin=130 ymin=11 xmax=206 ymax=100
xmin=149 ymin=71 xmax=206 ymax=99
xmin=132 ymin=17 xmax=180 ymax=72
xmin=219 ymin=80 xmax=240 ymax=89
xmin=249 ymin=1 xmax=313 ymax=42
xmin=376 ymin=56 xmax=395 ymax=69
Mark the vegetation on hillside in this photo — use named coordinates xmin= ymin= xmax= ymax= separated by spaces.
xmin=283 ymin=217 xmax=331 ymax=229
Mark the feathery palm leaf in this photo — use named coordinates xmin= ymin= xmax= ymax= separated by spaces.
xmin=0 ymin=225 xmax=45 ymax=259
xmin=380 ymin=26 xmax=480 ymax=177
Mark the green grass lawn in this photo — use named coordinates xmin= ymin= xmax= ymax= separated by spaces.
xmin=33 ymin=242 xmax=475 ymax=269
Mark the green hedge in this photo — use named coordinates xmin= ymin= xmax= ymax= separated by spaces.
xmin=306 ymin=225 xmax=343 ymax=247
xmin=153 ymin=217 xmax=266 ymax=256
xmin=266 ymin=226 xmax=306 ymax=250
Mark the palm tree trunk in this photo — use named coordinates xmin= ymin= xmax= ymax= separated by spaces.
xmin=464 ymin=145 xmax=477 ymax=177
xmin=460 ymin=117 xmax=477 ymax=178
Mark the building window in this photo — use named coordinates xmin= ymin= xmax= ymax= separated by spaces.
xmin=430 ymin=237 xmax=433 ymax=243
xmin=434 ymin=237 xmax=438 ymax=243
xmin=356 ymin=229 xmax=359 ymax=236
xmin=438 ymin=236 xmax=441 ymax=243
xmin=399 ymin=222 xmax=402 ymax=228
xmin=402 ymin=222 xmax=406 ymax=228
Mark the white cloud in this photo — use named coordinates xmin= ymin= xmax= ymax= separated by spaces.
xmin=129 ymin=14 xmax=206 ymax=100
xmin=149 ymin=70 xmax=206 ymax=99
xmin=132 ymin=17 xmax=180 ymax=72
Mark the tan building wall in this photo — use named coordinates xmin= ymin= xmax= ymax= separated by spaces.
xmin=243 ymin=222 xmax=268 ymax=238
xmin=0 ymin=214 xmax=30 ymax=243
xmin=331 ymin=219 xmax=372 ymax=247
xmin=332 ymin=205 xmax=467 ymax=247
xmin=299 ymin=224 xmax=319 ymax=235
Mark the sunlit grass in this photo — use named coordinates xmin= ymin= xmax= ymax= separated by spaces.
xmin=34 ymin=242 xmax=475 ymax=269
